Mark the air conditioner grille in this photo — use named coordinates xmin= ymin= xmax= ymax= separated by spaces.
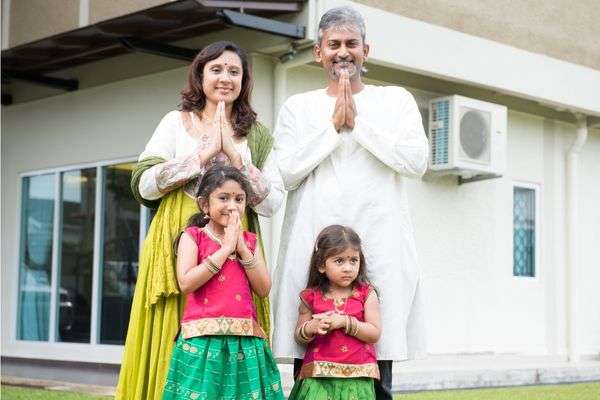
xmin=459 ymin=108 xmax=491 ymax=164
xmin=431 ymin=100 xmax=449 ymax=165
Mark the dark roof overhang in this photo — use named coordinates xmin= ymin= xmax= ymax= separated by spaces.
xmin=1 ymin=0 xmax=306 ymax=105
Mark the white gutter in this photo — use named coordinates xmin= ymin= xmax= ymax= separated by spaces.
xmin=566 ymin=115 xmax=588 ymax=362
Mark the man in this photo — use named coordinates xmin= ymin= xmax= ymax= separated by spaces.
xmin=272 ymin=6 xmax=429 ymax=400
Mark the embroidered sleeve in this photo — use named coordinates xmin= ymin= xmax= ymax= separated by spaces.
xmin=137 ymin=111 xmax=210 ymax=200
xmin=246 ymin=152 xmax=285 ymax=217
xmin=240 ymin=162 xmax=271 ymax=206
xmin=154 ymin=153 xmax=206 ymax=194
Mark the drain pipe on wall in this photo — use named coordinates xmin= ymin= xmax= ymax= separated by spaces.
xmin=566 ymin=114 xmax=588 ymax=362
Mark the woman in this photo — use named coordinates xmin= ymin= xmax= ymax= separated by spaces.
xmin=116 ymin=41 xmax=284 ymax=400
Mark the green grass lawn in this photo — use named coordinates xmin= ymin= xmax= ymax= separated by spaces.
xmin=2 ymin=382 xmax=600 ymax=399
xmin=1 ymin=385 xmax=112 ymax=400
xmin=395 ymin=382 xmax=600 ymax=400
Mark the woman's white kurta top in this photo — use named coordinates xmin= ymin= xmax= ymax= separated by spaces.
xmin=138 ymin=110 xmax=284 ymax=217
xmin=272 ymin=85 xmax=429 ymax=361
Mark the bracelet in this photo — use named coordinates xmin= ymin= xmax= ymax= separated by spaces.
xmin=205 ymin=255 xmax=221 ymax=274
xmin=239 ymin=253 xmax=257 ymax=269
xmin=344 ymin=315 xmax=351 ymax=335
xmin=296 ymin=321 xmax=314 ymax=344
xmin=295 ymin=322 xmax=307 ymax=343
xmin=351 ymin=317 xmax=359 ymax=336
xmin=345 ymin=316 xmax=359 ymax=337
xmin=301 ymin=321 xmax=314 ymax=342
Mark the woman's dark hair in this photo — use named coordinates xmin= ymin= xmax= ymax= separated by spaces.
xmin=186 ymin=165 xmax=255 ymax=229
xmin=306 ymin=225 xmax=370 ymax=293
xmin=181 ymin=41 xmax=257 ymax=137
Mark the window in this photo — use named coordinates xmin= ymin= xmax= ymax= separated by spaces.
xmin=17 ymin=174 xmax=55 ymax=341
xmin=100 ymin=164 xmax=141 ymax=344
xmin=513 ymin=185 xmax=538 ymax=277
xmin=17 ymin=160 xmax=143 ymax=345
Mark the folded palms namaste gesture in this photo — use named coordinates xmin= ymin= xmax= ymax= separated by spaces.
xmin=331 ymin=69 xmax=357 ymax=132
xmin=203 ymin=101 xmax=243 ymax=169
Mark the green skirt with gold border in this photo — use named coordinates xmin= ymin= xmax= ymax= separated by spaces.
xmin=163 ymin=335 xmax=283 ymax=400
xmin=288 ymin=377 xmax=375 ymax=400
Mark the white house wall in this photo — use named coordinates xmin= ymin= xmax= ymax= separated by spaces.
xmin=578 ymin=132 xmax=600 ymax=356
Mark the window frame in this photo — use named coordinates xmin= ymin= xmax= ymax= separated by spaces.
xmin=11 ymin=157 xmax=145 ymax=363
xmin=512 ymin=180 xmax=541 ymax=281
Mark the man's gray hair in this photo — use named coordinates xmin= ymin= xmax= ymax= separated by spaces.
xmin=317 ymin=6 xmax=366 ymax=43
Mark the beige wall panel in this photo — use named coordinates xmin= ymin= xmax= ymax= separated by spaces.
xmin=9 ymin=0 xmax=78 ymax=47
xmin=90 ymin=0 xmax=166 ymax=23
xmin=352 ymin=0 xmax=600 ymax=70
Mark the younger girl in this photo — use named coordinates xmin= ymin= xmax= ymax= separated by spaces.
xmin=163 ymin=166 xmax=283 ymax=400
xmin=289 ymin=225 xmax=381 ymax=399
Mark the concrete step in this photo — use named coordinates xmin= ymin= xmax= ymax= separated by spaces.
xmin=392 ymin=355 xmax=600 ymax=391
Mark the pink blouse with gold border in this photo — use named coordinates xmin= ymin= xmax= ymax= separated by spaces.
xmin=180 ymin=227 xmax=266 ymax=339
xmin=298 ymin=283 xmax=379 ymax=380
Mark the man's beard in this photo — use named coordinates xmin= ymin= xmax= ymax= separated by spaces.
xmin=330 ymin=61 xmax=358 ymax=78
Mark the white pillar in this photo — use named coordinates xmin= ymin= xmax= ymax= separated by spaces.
xmin=565 ymin=114 xmax=588 ymax=362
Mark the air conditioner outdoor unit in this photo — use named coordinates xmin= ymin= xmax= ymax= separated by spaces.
xmin=428 ymin=95 xmax=507 ymax=178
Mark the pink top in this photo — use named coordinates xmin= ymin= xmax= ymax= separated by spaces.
xmin=180 ymin=227 xmax=265 ymax=339
xmin=298 ymin=283 xmax=379 ymax=379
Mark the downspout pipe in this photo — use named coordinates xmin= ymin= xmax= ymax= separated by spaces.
xmin=566 ymin=114 xmax=588 ymax=362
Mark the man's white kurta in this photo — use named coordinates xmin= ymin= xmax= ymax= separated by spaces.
xmin=272 ymin=85 xmax=429 ymax=361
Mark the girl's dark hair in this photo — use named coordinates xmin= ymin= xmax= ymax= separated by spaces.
xmin=180 ymin=41 xmax=257 ymax=137
xmin=186 ymin=165 xmax=255 ymax=229
xmin=306 ymin=225 xmax=370 ymax=293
